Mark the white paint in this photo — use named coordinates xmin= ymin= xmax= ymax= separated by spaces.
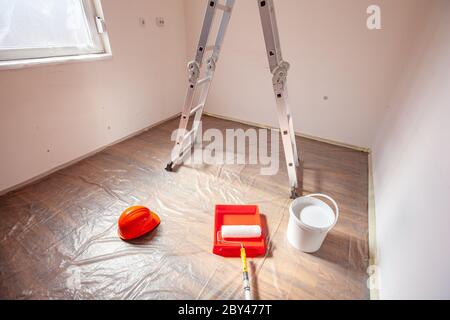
xmin=373 ymin=0 xmax=450 ymax=299
xmin=0 ymin=0 xmax=187 ymax=193
xmin=184 ymin=0 xmax=429 ymax=148
xmin=300 ymin=206 xmax=334 ymax=229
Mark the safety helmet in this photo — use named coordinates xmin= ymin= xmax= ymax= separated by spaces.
xmin=118 ymin=206 xmax=160 ymax=240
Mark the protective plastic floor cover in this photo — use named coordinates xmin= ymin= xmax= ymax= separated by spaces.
xmin=0 ymin=116 xmax=369 ymax=300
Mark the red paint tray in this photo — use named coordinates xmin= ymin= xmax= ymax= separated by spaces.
xmin=213 ymin=205 xmax=266 ymax=258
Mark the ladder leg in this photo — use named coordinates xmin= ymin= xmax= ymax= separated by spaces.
xmin=257 ymin=0 xmax=300 ymax=198
xmin=166 ymin=0 xmax=236 ymax=171
xmin=286 ymin=91 xmax=300 ymax=167
xmin=192 ymin=0 xmax=236 ymax=143
xmin=167 ymin=0 xmax=217 ymax=172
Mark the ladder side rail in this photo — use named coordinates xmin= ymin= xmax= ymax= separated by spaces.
xmin=286 ymin=95 xmax=300 ymax=167
xmin=211 ymin=0 xmax=236 ymax=63
xmin=191 ymin=0 xmax=237 ymax=143
xmin=264 ymin=0 xmax=283 ymax=60
xmin=168 ymin=0 xmax=236 ymax=169
xmin=274 ymin=93 xmax=299 ymax=188
xmin=257 ymin=0 xmax=300 ymax=198
xmin=257 ymin=0 xmax=283 ymax=72
xmin=265 ymin=0 xmax=300 ymax=166
xmin=171 ymin=0 xmax=218 ymax=164
xmin=195 ymin=0 xmax=219 ymax=66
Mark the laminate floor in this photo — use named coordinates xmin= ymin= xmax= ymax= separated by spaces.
xmin=0 ymin=116 xmax=369 ymax=300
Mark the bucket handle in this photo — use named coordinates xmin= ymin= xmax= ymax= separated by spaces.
xmin=305 ymin=194 xmax=339 ymax=231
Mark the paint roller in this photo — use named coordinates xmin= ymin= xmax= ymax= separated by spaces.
xmin=221 ymin=225 xmax=262 ymax=239
xmin=219 ymin=225 xmax=262 ymax=300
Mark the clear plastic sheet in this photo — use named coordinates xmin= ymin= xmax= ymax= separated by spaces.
xmin=0 ymin=116 xmax=369 ymax=300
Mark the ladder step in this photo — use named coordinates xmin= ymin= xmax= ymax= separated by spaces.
xmin=216 ymin=4 xmax=232 ymax=12
xmin=181 ymin=129 xmax=195 ymax=143
xmin=205 ymin=45 xmax=218 ymax=52
xmin=197 ymin=77 xmax=212 ymax=85
xmin=180 ymin=144 xmax=192 ymax=156
xmin=190 ymin=104 xmax=205 ymax=116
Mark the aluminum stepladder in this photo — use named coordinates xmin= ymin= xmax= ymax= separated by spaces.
xmin=165 ymin=0 xmax=300 ymax=199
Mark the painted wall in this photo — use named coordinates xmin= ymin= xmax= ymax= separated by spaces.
xmin=184 ymin=0 xmax=430 ymax=148
xmin=0 ymin=0 xmax=187 ymax=193
xmin=373 ymin=0 xmax=450 ymax=299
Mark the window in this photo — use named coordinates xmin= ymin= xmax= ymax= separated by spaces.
xmin=0 ymin=0 xmax=111 ymax=68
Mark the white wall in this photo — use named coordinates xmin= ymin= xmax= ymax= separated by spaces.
xmin=184 ymin=0 xmax=429 ymax=148
xmin=0 ymin=0 xmax=187 ymax=193
xmin=373 ymin=0 xmax=450 ymax=299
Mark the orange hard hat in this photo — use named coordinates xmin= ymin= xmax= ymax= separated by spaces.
xmin=118 ymin=206 xmax=160 ymax=241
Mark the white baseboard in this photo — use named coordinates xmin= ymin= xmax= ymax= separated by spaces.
xmin=368 ymin=153 xmax=380 ymax=300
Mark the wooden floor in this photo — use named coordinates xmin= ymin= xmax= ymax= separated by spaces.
xmin=0 ymin=116 xmax=369 ymax=300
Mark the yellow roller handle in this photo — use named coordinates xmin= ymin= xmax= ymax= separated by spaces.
xmin=240 ymin=247 xmax=252 ymax=300
xmin=240 ymin=248 xmax=248 ymax=273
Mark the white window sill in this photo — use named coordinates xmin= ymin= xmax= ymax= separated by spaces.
xmin=0 ymin=52 xmax=113 ymax=71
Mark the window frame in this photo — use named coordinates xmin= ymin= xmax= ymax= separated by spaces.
xmin=0 ymin=0 xmax=112 ymax=70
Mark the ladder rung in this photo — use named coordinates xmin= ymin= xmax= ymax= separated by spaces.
xmin=190 ymin=104 xmax=205 ymax=116
xmin=179 ymin=145 xmax=191 ymax=157
xmin=197 ymin=77 xmax=212 ymax=85
xmin=181 ymin=129 xmax=195 ymax=143
xmin=216 ymin=4 xmax=232 ymax=12
xmin=205 ymin=45 xmax=218 ymax=52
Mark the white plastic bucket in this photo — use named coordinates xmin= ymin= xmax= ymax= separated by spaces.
xmin=287 ymin=194 xmax=339 ymax=253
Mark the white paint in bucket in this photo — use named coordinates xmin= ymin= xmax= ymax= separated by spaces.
xmin=287 ymin=194 xmax=339 ymax=253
